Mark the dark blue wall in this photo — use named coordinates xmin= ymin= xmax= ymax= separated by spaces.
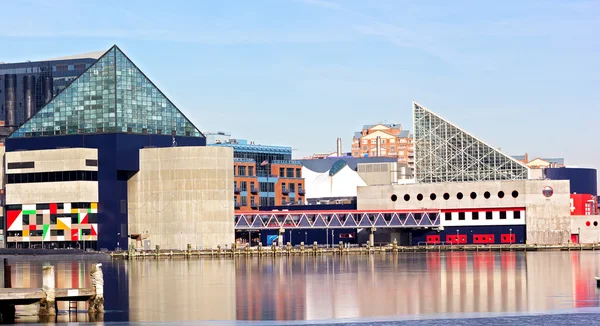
xmin=6 ymin=133 xmax=205 ymax=250
xmin=246 ymin=225 xmax=526 ymax=246
xmin=545 ymin=167 xmax=597 ymax=195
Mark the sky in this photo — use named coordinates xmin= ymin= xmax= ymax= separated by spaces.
xmin=1 ymin=0 xmax=599 ymax=172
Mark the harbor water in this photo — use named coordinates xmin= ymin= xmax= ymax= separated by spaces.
xmin=5 ymin=251 xmax=600 ymax=324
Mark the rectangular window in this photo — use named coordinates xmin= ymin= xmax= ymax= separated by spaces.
xmin=50 ymin=215 xmax=57 ymax=224
xmin=23 ymin=215 xmax=29 ymax=225
xmin=82 ymin=229 xmax=91 ymax=236
xmin=241 ymin=196 xmax=247 ymax=206
xmin=85 ymin=159 xmax=98 ymax=166
xmin=459 ymin=212 xmax=465 ymax=220
xmin=486 ymin=211 xmax=493 ymax=220
xmin=237 ymin=166 xmax=246 ymax=176
xmin=472 ymin=212 xmax=479 ymax=220
xmin=500 ymin=211 xmax=507 ymax=219
xmin=296 ymin=168 xmax=301 ymax=178
xmin=7 ymin=162 xmax=35 ymax=169
xmin=248 ymin=166 xmax=254 ymax=176
xmin=241 ymin=181 xmax=247 ymax=191
xmin=279 ymin=168 xmax=285 ymax=177
xmin=514 ymin=211 xmax=521 ymax=219
xmin=120 ymin=200 xmax=126 ymax=214
xmin=289 ymin=183 xmax=296 ymax=192
xmin=445 ymin=212 xmax=451 ymax=221
xmin=286 ymin=168 xmax=294 ymax=178
xmin=36 ymin=214 xmax=43 ymax=225
xmin=281 ymin=182 xmax=286 ymax=191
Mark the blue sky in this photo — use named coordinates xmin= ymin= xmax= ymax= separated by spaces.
xmin=1 ymin=0 xmax=599 ymax=171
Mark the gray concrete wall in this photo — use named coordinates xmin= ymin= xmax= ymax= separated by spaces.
xmin=357 ymin=162 xmax=410 ymax=185
xmin=357 ymin=180 xmax=571 ymax=244
xmin=128 ymin=146 xmax=234 ymax=250
xmin=571 ymin=215 xmax=600 ymax=243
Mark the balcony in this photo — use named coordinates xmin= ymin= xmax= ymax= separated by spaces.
xmin=250 ymin=187 xmax=258 ymax=194
xmin=281 ymin=187 xmax=290 ymax=194
xmin=234 ymin=187 xmax=241 ymax=194
xmin=298 ymin=189 xmax=305 ymax=196
xmin=235 ymin=202 xmax=241 ymax=209
xmin=251 ymin=202 xmax=259 ymax=209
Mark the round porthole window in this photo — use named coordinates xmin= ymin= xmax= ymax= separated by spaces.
xmin=391 ymin=194 xmax=397 ymax=202
xmin=443 ymin=193 xmax=450 ymax=200
xmin=430 ymin=193 xmax=437 ymax=200
xmin=457 ymin=192 xmax=463 ymax=200
xmin=404 ymin=194 xmax=410 ymax=201
xmin=542 ymin=186 xmax=554 ymax=198
xmin=484 ymin=191 xmax=491 ymax=199
xmin=417 ymin=194 xmax=424 ymax=201
xmin=498 ymin=191 xmax=505 ymax=199
xmin=470 ymin=192 xmax=477 ymax=199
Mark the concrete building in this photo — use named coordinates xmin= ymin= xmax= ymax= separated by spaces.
xmin=357 ymin=179 xmax=571 ymax=245
xmin=357 ymin=162 xmax=412 ymax=186
xmin=128 ymin=147 xmax=233 ymax=250
xmin=3 ymin=45 xmax=233 ymax=250
xmin=351 ymin=123 xmax=414 ymax=167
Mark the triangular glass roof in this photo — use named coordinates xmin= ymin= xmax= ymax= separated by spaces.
xmin=413 ymin=102 xmax=529 ymax=183
xmin=10 ymin=45 xmax=203 ymax=138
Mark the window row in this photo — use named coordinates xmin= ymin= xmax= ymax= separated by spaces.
xmin=391 ymin=190 xmax=519 ymax=202
xmin=6 ymin=171 xmax=98 ymax=184
xmin=5 ymin=202 xmax=92 ymax=210
xmin=443 ymin=211 xmax=522 ymax=221
xmin=19 ymin=213 xmax=98 ymax=225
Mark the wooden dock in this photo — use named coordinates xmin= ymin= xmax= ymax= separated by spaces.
xmin=110 ymin=242 xmax=600 ymax=259
xmin=0 ymin=260 xmax=103 ymax=323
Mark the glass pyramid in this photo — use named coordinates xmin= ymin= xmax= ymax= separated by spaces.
xmin=413 ymin=102 xmax=529 ymax=183
xmin=10 ymin=46 xmax=203 ymax=138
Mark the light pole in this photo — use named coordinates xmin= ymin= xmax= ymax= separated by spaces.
xmin=305 ymin=231 xmax=307 ymax=244
xmin=326 ymin=229 xmax=329 ymax=247
xmin=117 ymin=232 xmax=120 ymax=249
xmin=248 ymin=230 xmax=251 ymax=246
xmin=456 ymin=229 xmax=459 ymax=245
xmin=509 ymin=228 xmax=512 ymax=245
xmin=331 ymin=230 xmax=334 ymax=247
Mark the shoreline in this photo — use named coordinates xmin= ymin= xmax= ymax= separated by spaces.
xmin=109 ymin=243 xmax=600 ymax=259
xmin=0 ymin=249 xmax=111 ymax=261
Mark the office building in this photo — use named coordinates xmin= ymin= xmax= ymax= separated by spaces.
xmin=210 ymin=138 xmax=305 ymax=210
xmin=0 ymin=51 xmax=101 ymax=130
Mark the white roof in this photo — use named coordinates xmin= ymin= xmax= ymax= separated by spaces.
xmin=302 ymin=165 xmax=367 ymax=199
xmin=46 ymin=50 xmax=105 ymax=61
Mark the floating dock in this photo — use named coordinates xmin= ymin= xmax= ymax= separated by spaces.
xmin=110 ymin=242 xmax=600 ymax=259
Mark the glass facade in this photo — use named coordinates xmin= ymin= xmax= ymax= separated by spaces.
xmin=10 ymin=46 xmax=202 ymax=138
xmin=413 ymin=102 xmax=529 ymax=183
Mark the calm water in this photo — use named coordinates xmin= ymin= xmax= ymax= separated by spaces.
xmin=6 ymin=251 xmax=600 ymax=324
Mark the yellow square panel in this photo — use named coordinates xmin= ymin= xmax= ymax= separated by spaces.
xmin=91 ymin=203 xmax=98 ymax=209
xmin=23 ymin=230 xmax=29 ymax=237
xmin=71 ymin=209 xmax=79 ymax=214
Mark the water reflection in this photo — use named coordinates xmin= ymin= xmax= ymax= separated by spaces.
xmin=5 ymin=251 xmax=600 ymax=323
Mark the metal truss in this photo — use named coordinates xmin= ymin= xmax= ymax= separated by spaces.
xmin=235 ymin=210 xmax=441 ymax=230
xmin=413 ymin=102 xmax=529 ymax=183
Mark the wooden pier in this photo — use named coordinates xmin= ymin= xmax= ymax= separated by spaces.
xmin=110 ymin=242 xmax=600 ymax=260
xmin=0 ymin=260 xmax=103 ymax=323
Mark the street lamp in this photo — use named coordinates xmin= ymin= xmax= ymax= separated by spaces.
xmin=331 ymin=230 xmax=334 ymax=247
xmin=456 ymin=229 xmax=459 ymax=245
xmin=305 ymin=231 xmax=307 ymax=244
xmin=117 ymin=232 xmax=121 ymax=249
xmin=509 ymin=228 xmax=512 ymax=245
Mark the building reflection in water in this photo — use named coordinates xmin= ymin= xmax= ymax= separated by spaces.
xmin=5 ymin=251 xmax=600 ymax=323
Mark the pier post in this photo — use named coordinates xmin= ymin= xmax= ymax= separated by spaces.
xmin=2 ymin=259 xmax=11 ymax=288
xmin=393 ymin=239 xmax=398 ymax=253
xmin=286 ymin=242 xmax=292 ymax=255
xmin=155 ymin=245 xmax=160 ymax=259
xmin=187 ymin=244 xmax=192 ymax=258
xmin=313 ymin=241 xmax=318 ymax=255
xmin=369 ymin=228 xmax=375 ymax=247
xmin=271 ymin=242 xmax=277 ymax=255
xmin=339 ymin=241 xmax=343 ymax=255
xmin=39 ymin=265 xmax=56 ymax=316
xmin=258 ymin=242 xmax=262 ymax=255
xmin=300 ymin=242 xmax=305 ymax=254
xmin=217 ymin=245 xmax=221 ymax=255
xmin=232 ymin=243 xmax=237 ymax=256
xmin=88 ymin=263 xmax=104 ymax=314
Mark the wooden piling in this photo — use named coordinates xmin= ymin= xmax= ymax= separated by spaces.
xmin=88 ymin=264 xmax=104 ymax=314
xmin=39 ymin=265 xmax=56 ymax=316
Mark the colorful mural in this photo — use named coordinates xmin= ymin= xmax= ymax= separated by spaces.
xmin=6 ymin=202 xmax=98 ymax=243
